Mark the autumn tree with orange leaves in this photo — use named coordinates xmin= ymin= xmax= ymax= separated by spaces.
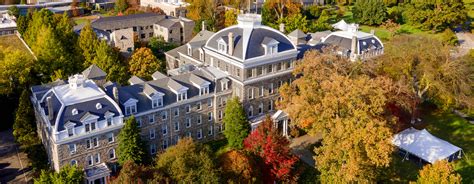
xmin=279 ymin=50 xmax=402 ymax=183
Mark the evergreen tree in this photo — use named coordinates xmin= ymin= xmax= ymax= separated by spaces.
xmin=13 ymin=89 xmax=38 ymax=148
xmin=223 ymin=97 xmax=249 ymax=149
xmin=16 ymin=14 xmax=31 ymax=36
xmin=79 ymin=21 xmax=99 ymax=67
xmin=128 ymin=47 xmax=162 ymax=80
xmin=155 ymin=137 xmax=220 ymax=183
xmin=7 ymin=6 xmax=19 ymax=18
xmin=117 ymin=116 xmax=146 ymax=165
xmin=352 ymin=0 xmax=387 ymax=25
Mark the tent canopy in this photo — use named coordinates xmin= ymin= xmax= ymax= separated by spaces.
xmin=392 ymin=128 xmax=462 ymax=164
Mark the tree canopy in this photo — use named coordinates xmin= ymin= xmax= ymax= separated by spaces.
xmin=128 ymin=47 xmax=162 ymax=80
xmin=13 ymin=90 xmax=38 ymax=148
xmin=413 ymin=160 xmax=462 ymax=184
xmin=155 ymin=137 xmax=220 ymax=183
xmin=352 ymin=0 xmax=387 ymax=26
xmin=218 ymin=150 xmax=260 ymax=183
xmin=223 ymin=97 xmax=249 ymax=149
xmin=402 ymin=1 xmax=467 ymax=32
xmin=0 ymin=47 xmax=34 ymax=95
xmin=34 ymin=165 xmax=84 ymax=184
xmin=117 ymin=116 xmax=146 ymax=165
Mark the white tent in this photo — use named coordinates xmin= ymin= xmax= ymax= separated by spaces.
xmin=392 ymin=128 xmax=462 ymax=164
xmin=332 ymin=19 xmax=348 ymax=31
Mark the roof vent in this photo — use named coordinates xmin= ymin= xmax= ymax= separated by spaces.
xmin=96 ymin=103 xmax=102 ymax=110
xmin=72 ymin=108 xmax=78 ymax=115
xmin=69 ymin=74 xmax=86 ymax=89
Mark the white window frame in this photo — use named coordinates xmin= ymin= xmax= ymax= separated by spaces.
xmin=107 ymin=133 xmax=114 ymax=143
xmin=93 ymin=137 xmax=99 ymax=147
xmin=186 ymin=118 xmax=191 ymax=128
xmin=208 ymin=98 xmax=213 ymax=107
xmin=174 ymin=121 xmax=180 ymax=132
xmin=174 ymin=108 xmax=179 ymax=117
xmin=269 ymin=83 xmax=274 ymax=94
xmin=196 ymin=102 xmax=202 ymax=110
xmin=150 ymin=144 xmax=157 ymax=154
xmin=161 ymin=111 xmax=168 ymax=120
xmin=260 ymin=86 xmax=264 ymax=97
xmin=162 ymin=138 xmax=168 ymax=149
xmin=185 ymin=105 xmax=191 ymax=113
xmin=248 ymin=88 xmax=254 ymax=99
xmin=109 ymin=149 xmax=116 ymax=159
xmin=208 ymin=112 xmax=213 ymax=122
xmin=87 ymin=155 xmax=93 ymax=166
xmin=208 ymin=126 xmax=213 ymax=135
xmin=197 ymin=115 xmax=202 ymax=124
xmin=150 ymin=129 xmax=156 ymax=139
xmin=67 ymin=127 xmax=74 ymax=137
xmin=162 ymin=124 xmax=168 ymax=135
xmin=94 ymin=153 xmax=100 ymax=164
xmin=197 ymin=129 xmax=202 ymax=139
xmin=149 ymin=115 xmax=155 ymax=124
xmin=107 ymin=116 xmax=113 ymax=126
xmin=69 ymin=144 xmax=76 ymax=154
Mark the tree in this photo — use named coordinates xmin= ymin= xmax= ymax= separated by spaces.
xmin=224 ymin=9 xmax=238 ymax=27
xmin=376 ymin=35 xmax=474 ymax=119
xmin=7 ymin=6 xmax=19 ymax=18
xmin=71 ymin=0 xmax=79 ymax=17
xmin=117 ymin=116 xmax=146 ymax=165
xmin=352 ymin=0 xmax=387 ymax=25
xmin=414 ymin=160 xmax=462 ymax=184
xmin=16 ymin=13 xmax=31 ymax=36
xmin=79 ymin=21 xmax=99 ymax=67
xmin=282 ymin=14 xmax=309 ymax=33
xmin=112 ymin=160 xmax=170 ymax=184
xmin=128 ymin=47 xmax=162 ymax=80
xmin=218 ymin=150 xmax=260 ymax=183
xmin=34 ymin=165 xmax=84 ymax=184
xmin=155 ymin=137 xmax=220 ymax=183
xmin=115 ymin=0 xmax=129 ymax=13
xmin=92 ymin=40 xmax=129 ymax=83
xmin=223 ymin=97 xmax=249 ymax=149
xmin=0 ymin=48 xmax=34 ymax=95
xmin=13 ymin=90 xmax=38 ymax=148
xmin=243 ymin=116 xmax=298 ymax=183
xmin=402 ymin=1 xmax=467 ymax=32
xmin=261 ymin=0 xmax=301 ymax=29
xmin=25 ymin=143 xmax=49 ymax=173
xmin=440 ymin=29 xmax=458 ymax=46
xmin=279 ymin=51 xmax=399 ymax=182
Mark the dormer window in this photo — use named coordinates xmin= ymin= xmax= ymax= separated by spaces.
xmin=85 ymin=121 xmax=96 ymax=133
xmin=96 ymin=103 xmax=102 ymax=110
xmin=187 ymin=46 xmax=192 ymax=56
xmin=177 ymin=91 xmax=187 ymax=101
xmin=261 ymin=37 xmax=279 ymax=55
xmin=125 ymin=105 xmax=137 ymax=115
xmin=221 ymin=78 xmax=229 ymax=91
xmin=199 ymin=86 xmax=210 ymax=96
xmin=152 ymin=98 xmax=163 ymax=108
xmin=67 ymin=127 xmax=74 ymax=137
xmin=72 ymin=109 xmax=78 ymax=115
xmin=199 ymin=49 xmax=204 ymax=61
xmin=217 ymin=38 xmax=227 ymax=53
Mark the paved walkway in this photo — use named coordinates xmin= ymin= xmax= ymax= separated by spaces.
xmin=0 ymin=129 xmax=31 ymax=184
xmin=289 ymin=133 xmax=322 ymax=167
xmin=455 ymin=32 xmax=474 ymax=57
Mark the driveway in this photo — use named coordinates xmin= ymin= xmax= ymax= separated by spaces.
xmin=289 ymin=133 xmax=322 ymax=167
xmin=0 ymin=129 xmax=31 ymax=184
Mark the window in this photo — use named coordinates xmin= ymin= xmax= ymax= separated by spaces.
xmin=162 ymin=124 xmax=168 ymax=135
xmin=149 ymin=33 xmax=153 ymax=37
xmin=85 ymin=122 xmax=96 ymax=133
xmin=278 ymin=81 xmax=284 ymax=88
xmin=197 ymin=129 xmax=202 ymax=139
xmin=197 ymin=115 xmax=202 ymax=124
xmin=199 ymin=51 xmax=204 ymax=61
xmin=185 ymin=105 xmax=191 ymax=113
xmin=177 ymin=92 xmax=187 ymax=101
xmin=248 ymin=88 xmax=254 ymax=99
xmin=150 ymin=129 xmax=156 ymax=139
xmin=208 ymin=98 xmax=213 ymax=107
xmin=94 ymin=153 xmax=100 ymax=164
xmin=269 ymin=83 xmax=274 ymax=94
xmin=196 ymin=102 xmax=202 ymax=110
xmin=86 ymin=139 xmax=91 ymax=149
xmin=87 ymin=155 xmax=93 ymax=166
xmin=221 ymin=80 xmax=228 ymax=91
xmin=149 ymin=115 xmax=155 ymax=124
xmin=174 ymin=121 xmax=180 ymax=131
xmin=141 ymin=34 xmax=145 ymax=39
xmin=125 ymin=105 xmax=137 ymax=115
xmin=107 ymin=117 xmax=113 ymax=126
xmin=67 ymin=127 xmax=74 ymax=137
xmin=260 ymin=86 xmax=264 ymax=97
xmin=162 ymin=138 xmax=168 ymax=149
xmin=93 ymin=137 xmax=99 ymax=147
xmin=107 ymin=133 xmax=114 ymax=143
xmin=161 ymin=111 xmax=168 ymax=120
xmin=152 ymin=98 xmax=163 ymax=108
xmin=200 ymin=86 xmax=209 ymax=95
xmin=69 ymin=144 xmax=76 ymax=154
xmin=96 ymin=103 xmax=102 ymax=110
xmin=277 ymin=63 xmax=282 ymax=71
xmin=237 ymin=68 xmax=241 ymax=77
xmin=269 ymin=100 xmax=274 ymax=111
xmin=257 ymin=67 xmax=263 ymax=76
xmin=173 ymin=135 xmax=180 ymax=144
xmin=218 ymin=110 xmax=223 ymax=120
xmin=188 ymin=47 xmax=192 ymax=55
xmin=109 ymin=149 xmax=116 ymax=159
xmin=174 ymin=108 xmax=179 ymax=117
xmin=71 ymin=160 xmax=77 ymax=166
xmin=187 ymin=131 xmax=192 ymax=137
xmin=258 ymin=103 xmax=263 ymax=114
xmin=248 ymin=106 xmax=253 ymax=117
xmin=186 ymin=118 xmax=191 ymax=128
xmin=218 ymin=42 xmax=226 ymax=53
xmin=137 ymin=118 xmax=142 ymax=127
xmin=208 ymin=112 xmax=213 ymax=121
xmin=150 ymin=144 xmax=156 ymax=154
xmin=208 ymin=126 xmax=213 ymax=135
xmin=247 ymin=69 xmax=253 ymax=78
xmin=267 ymin=65 xmax=273 ymax=73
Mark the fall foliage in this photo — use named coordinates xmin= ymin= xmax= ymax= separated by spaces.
xmin=413 ymin=160 xmax=462 ymax=184
xmin=218 ymin=150 xmax=260 ymax=183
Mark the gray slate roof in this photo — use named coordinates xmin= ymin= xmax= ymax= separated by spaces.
xmin=206 ymin=27 xmax=295 ymax=60
xmin=82 ymin=64 xmax=107 ymax=80
xmin=91 ymin=13 xmax=166 ymax=30
xmin=128 ymin=76 xmax=145 ymax=85
xmin=288 ymin=29 xmax=307 ymax=39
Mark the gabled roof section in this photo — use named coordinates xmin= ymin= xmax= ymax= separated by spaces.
xmin=82 ymin=64 xmax=107 ymax=80
xmin=80 ymin=112 xmax=100 ymax=122
xmin=128 ymin=76 xmax=145 ymax=85
xmin=288 ymin=29 xmax=307 ymax=39
xmin=261 ymin=37 xmax=279 ymax=46
xmin=152 ymin=71 xmax=167 ymax=80
xmin=167 ymin=79 xmax=188 ymax=93
xmin=189 ymin=74 xmax=210 ymax=88
xmin=143 ymin=83 xmax=165 ymax=99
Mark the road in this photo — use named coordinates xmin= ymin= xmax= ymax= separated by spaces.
xmin=0 ymin=129 xmax=31 ymax=184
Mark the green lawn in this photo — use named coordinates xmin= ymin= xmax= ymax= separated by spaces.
xmin=0 ymin=35 xmax=33 ymax=58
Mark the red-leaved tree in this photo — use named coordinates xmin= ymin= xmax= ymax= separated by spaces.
xmin=243 ymin=116 xmax=298 ymax=183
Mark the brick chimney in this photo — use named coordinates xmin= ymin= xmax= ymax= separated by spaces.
xmin=228 ymin=32 xmax=234 ymax=56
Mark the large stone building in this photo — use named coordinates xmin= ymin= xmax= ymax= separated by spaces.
xmin=31 ymin=65 xmax=124 ymax=184
xmin=0 ymin=13 xmax=17 ymax=36
xmin=140 ymin=0 xmax=188 ymax=17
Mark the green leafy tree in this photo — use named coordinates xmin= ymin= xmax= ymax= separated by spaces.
xmin=16 ymin=14 xmax=31 ymax=36
xmin=25 ymin=143 xmax=49 ymax=172
xmin=402 ymin=1 xmax=467 ymax=32
xmin=224 ymin=9 xmax=238 ymax=27
xmin=282 ymin=14 xmax=309 ymax=33
xmin=7 ymin=6 xmax=19 ymax=18
xmin=413 ymin=160 xmax=462 ymax=184
xmin=0 ymin=48 xmax=34 ymax=95
xmin=79 ymin=21 xmax=99 ymax=67
xmin=24 ymin=9 xmax=55 ymax=46
xmin=352 ymin=0 xmax=387 ymax=25
xmin=34 ymin=165 xmax=84 ymax=184
xmin=112 ymin=160 xmax=170 ymax=184
xmin=155 ymin=137 xmax=220 ymax=183
xmin=115 ymin=0 xmax=129 ymax=13
xmin=440 ymin=29 xmax=458 ymax=46
xmin=117 ymin=116 xmax=146 ymax=165
xmin=13 ymin=90 xmax=38 ymax=148
xmin=92 ymin=40 xmax=129 ymax=83
xmin=128 ymin=47 xmax=162 ymax=80
xmin=223 ymin=97 xmax=249 ymax=149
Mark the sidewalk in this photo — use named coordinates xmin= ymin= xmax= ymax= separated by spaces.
xmin=289 ymin=133 xmax=322 ymax=167
xmin=0 ymin=129 xmax=31 ymax=184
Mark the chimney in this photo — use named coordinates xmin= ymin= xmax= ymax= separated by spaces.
xmin=201 ymin=20 xmax=206 ymax=31
xmin=351 ymin=36 xmax=358 ymax=59
xmin=228 ymin=32 xmax=234 ymax=56
xmin=113 ymin=86 xmax=119 ymax=103
xmin=370 ymin=29 xmax=375 ymax=35
xmin=279 ymin=23 xmax=285 ymax=33
xmin=47 ymin=97 xmax=54 ymax=121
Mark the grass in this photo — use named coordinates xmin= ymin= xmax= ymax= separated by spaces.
xmin=359 ymin=25 xmax=393 ymax=41
xmin=0 ymin=35 xmax=33 ymax=57
xmin=205 ymin=138 xmax=231 ymax=156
